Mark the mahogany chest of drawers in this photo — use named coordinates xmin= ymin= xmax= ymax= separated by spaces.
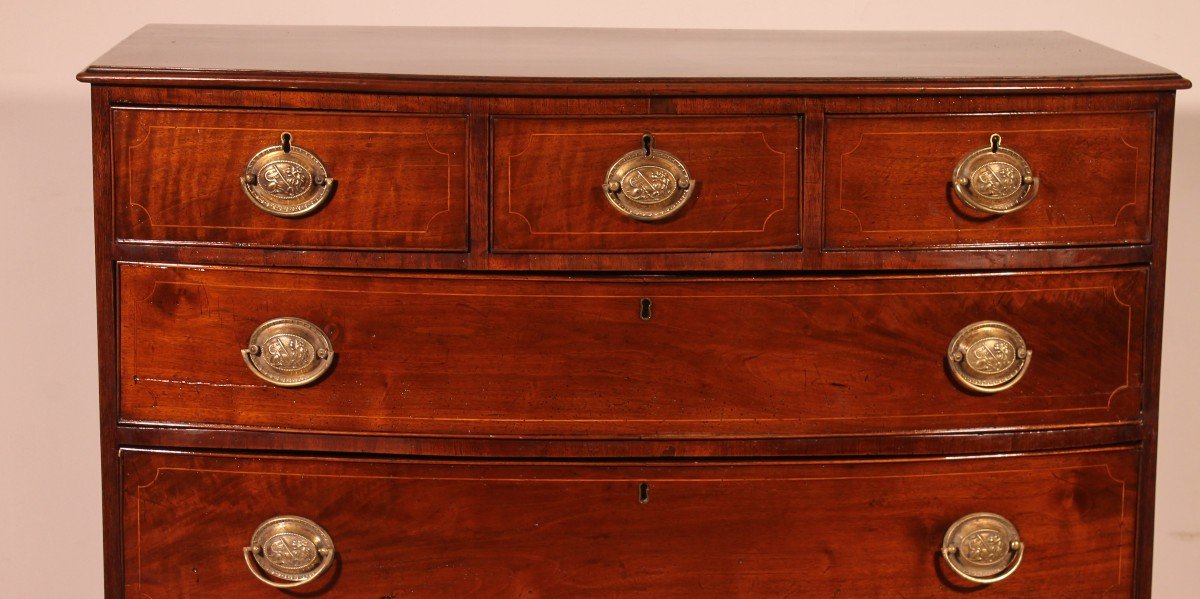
xmin=80 ymin=26 xmax=1189 ymax=597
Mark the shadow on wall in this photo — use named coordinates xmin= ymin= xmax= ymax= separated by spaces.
xmin=1155 ymin=102 xmax=1200 ymax=590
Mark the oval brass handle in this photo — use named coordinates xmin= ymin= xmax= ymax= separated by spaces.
xmin=951 ymin=134 xmax=1039 ymax=214
xmin=240 ymin=132 xmax=335 ymax=217
xmin=946 ymin=320 xmax=1030 ymax=394
xmin=602 ymin=133 xmax=695 ymax=221
xmin=941 ymin=512 xmax=1024 ymax=584
xmin=241 ymin=317 xmax=334 ymax=387
xmin=243 ymin=516 xmax=335 ymax=589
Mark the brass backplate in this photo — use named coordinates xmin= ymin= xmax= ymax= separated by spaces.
xmin=603 ymin=148 xmax=694 ymax=221
xmin=248 ymin=515 xmax=334 ymax=583
xmin=241 ymin=134 xmax=334 ymax=217
xmin=942 ymin=512 xmax=1022 ymax=582
xmin=951 ymin=136 xmax=1037 ymax=214
xmin=242 ymin=317 xmax=334 ymax=387
xmin=946 ymin=320 xmax=1029 ymax=393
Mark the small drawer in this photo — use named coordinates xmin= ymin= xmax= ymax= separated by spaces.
xmin=824 ymin=111 xmax=1155 ymax=249
xmin=111 ymin=107 xmax=469 ymax=251
xmin=122 ymin=447 xmax=1137 ymax=597
xmin=118 ymin=264 xmax=1145 ymax=438
xmin=491 ymin=116 xmax=801 ymax=253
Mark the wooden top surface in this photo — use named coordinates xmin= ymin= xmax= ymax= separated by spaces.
xmin=79 ymin=25 xmax=1189 ymax=95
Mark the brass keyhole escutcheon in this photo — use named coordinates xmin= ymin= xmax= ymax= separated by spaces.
xmin=941 ymin=513 xmax=1024 ymax=584
xmin=244 ymin=516 xmax=335 ymax=589
xmin=946 ymin=320 xmax=1030 ymax=394
xmin=640 ymin=298 xmax=653 ymax=321
xmin=603 ymin=133 xmax=695 ymax=222
xmin=242 ymin=317 xmax=335 ymax=387
xmin=241 ymin=132 xmax=336 ymax=217
xmin=951 ymin=134 xmax=1039 ymax=214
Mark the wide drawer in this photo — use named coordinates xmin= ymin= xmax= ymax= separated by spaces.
xmin=111 ymin=107 xmax=469 ymax=251
xmin=824 ymin=111 xmax=1155 ymax=249
xmin=118 ymin=264 xmax=1145 ymax=437
xmin=491 ymin=116 xmax=801 ymax=252
xmin=122 ymin=447 xmax=1137 ymax=597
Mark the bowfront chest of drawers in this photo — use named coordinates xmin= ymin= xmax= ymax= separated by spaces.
xmin=80 ymin=26 xmax=1189 ymax=597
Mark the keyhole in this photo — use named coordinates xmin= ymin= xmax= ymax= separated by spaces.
xmin=640 ymin=298 xmax=652 ymax=320
xmin=281 ymin=132 xmax=293 ymax=153
xmin=990 ymin=133 xmax=1001 ymax=153
xmin=639 ymin=482 xmax=650 ymax=504
xmin=642 ymin=133 xmax=654 ymax=156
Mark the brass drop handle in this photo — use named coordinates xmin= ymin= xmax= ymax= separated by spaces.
xmin=241 ymin=132 xmax=335 ymax=217
xmin=243 ymin=516 xmax=335 ymax=589
xmin=941 ymin=513 xmax=1024 ymax=584
xmin=946 ymin=320 xmax=1030 ymax=394
xmin=602 ymin=133 xmax=695 ymax=221
xmin=242 ymin=317 xmax=334 ymax=387
xmin=951 ymin=134 xmax=1039 ymax=214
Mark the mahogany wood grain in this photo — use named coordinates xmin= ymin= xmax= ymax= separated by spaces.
xmin=118 ymin=263 xmax=1146 ymax=438
xmin=79 ymin=28 xmax=1186 ymax=599
xmin=825 ymin=111 xmax=1155 ymax=250
xmin=112 ymin=240 xmax=1154 ymax=272
xmin=491 ymin=116 xmax=800 ymax=252
xmin=90 ymin=86 xmax=124 ymax=599
xmin=122 ymin=447 xmax=1139 ymax=598
xmin=106 ymin=86 xmax=470 ymax=113
xmin=107 ymin=85 xmax=1166 ymax=115
xmin=78 ymin=26 xmax=1190 ymax=97
xmin=1133 ymin=91 xmax=1178 ymax=597
xmin=111 ymin=107 xmax=469 ymax=251
xmin=92 ymin=86 xmax=1171 ymax=272
xmin=115 ymin=423 xmax=1144 ymax=460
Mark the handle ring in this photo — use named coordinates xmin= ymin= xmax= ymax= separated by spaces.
xmin=941 ymin=512 xmax=1024 ymax=584
xmin=243 ymin=515 xmax=335 ymax=589
xmin=951 ymin=134 xmax=1038 ymax=214
xmin=602 ymin=135 xmax=695 ymax=221
xmin=241 ymin=132 xmax=335 ymax=217
xmin=241 ymin=317 xmax=334 ymax=388
xmin=946 ymin=320 xmax=1030 ymax=394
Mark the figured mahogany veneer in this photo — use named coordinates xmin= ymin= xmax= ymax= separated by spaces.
xmin=111 ymin=107 xmax=469 ymax=251
xmin=825 ymin=111 xmax=1155 ymax=249
xmin=80 ymin=26 xmax=1186 ymax=95
xmin=119 ymin=263 xmax=1145 ymax=437
xmin=491 ymin=116 xmax=800 ymax=252
xmin=123 ymin=447 xmax=1138 ymax=598
xmin=81 ymin=26 xmax=1187 ymax=598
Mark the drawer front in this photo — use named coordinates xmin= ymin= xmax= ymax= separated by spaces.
xmin=491 ymin=116 xmax=800 ymax=252
xmin=112 ymin=107 xmax=469 ymax=250
xmin=118 ymin=264 xmax=1145 ymax=437
xmin=824 ymin=111 xmax=1155 ymax=249
xmin=122 ymin=447 xmax=1137 ymax=597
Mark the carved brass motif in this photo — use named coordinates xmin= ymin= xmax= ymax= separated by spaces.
xmin=621 ymin=165 xmax=678 ymax=203
xmin=261 ymin=333 xmax=315 ymax=372
xmin=603 ymin=134 xmax=694 ymax=221
xmin=951 ymin=134 xmax=1038 ymax=214
xmin=941 ymin=513 xmax=1024 ymax=584
xmin=960 ymin=528 xmax=1010 ymax=567
xmin=965 ymin=337 xmax=1016 ymax=375
xmin=947 ymin=320 xmax=1030 ymax=393
xmin=969 ymin=161 xmax=1023 ymax=200
xmin=262 ymin=531 xmax=319 ymax=571
xmin=258 ymin=160 xmax=312 ymax=199
xmin=241 ymin=132 xmax=335 ymax=217
xmin=242 ymin=317 xmax=334 ymax=387
xmin=244 ymin=516 xmax=335 ymax=589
